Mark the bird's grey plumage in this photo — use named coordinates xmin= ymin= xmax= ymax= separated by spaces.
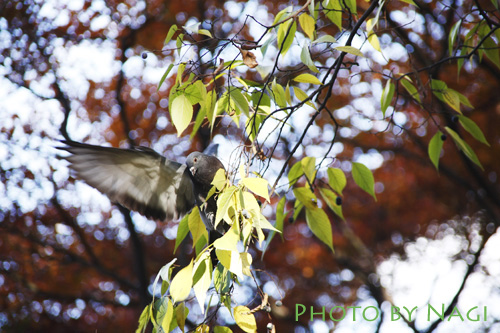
xmin=186 ymin=151 xmax=226 ymax=233
xmin=58 ymin=141 xmax=225 ymax=232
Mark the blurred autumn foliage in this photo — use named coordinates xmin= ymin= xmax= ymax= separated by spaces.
xmin=1 ymin=0 xmax=500 ymax=332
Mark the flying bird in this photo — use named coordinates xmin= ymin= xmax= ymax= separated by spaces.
xmin=58 ymin=140 xmax=226 ymax=233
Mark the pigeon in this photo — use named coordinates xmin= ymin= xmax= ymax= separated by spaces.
xmin=57 ymin=140 xmax=226 ymax=234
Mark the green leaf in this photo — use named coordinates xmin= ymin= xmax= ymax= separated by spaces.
xmin=309 ymin=0 xmax=317 ymax=18
xmin=431 ymin=79 xmax=461 ymax=113
xmin=174 ymin=214 xmax=189 ymax=253
xmin=443 ymin=89 xmax=461 ymax=113
xmin=214 ymin=327 xmax=233 ymax=333
xmin=334 ymin=46 xmax=364 ymax=57
xmin=176 ymin=62 xmax=186 ymax=85
xmin=428 ymin=131 xmax=444 ymax=170
xmin=299 ymin=13 xmax=316 ymax=40
xmin=293 ymin=73 xmax=322 ymax=85
xmin=327 ymin=167 xmax=346 ymax=194
xmin=176 ymin=33 xmax=184 ymax=55
xmin=136 ymin=304 xmax=151 ymax=333
xmin=213 ymin=263 xmax=231 ymax=294
xmin=458 ymin=115 xmax=489 ymax=146
xmin=381 ymin=80 xmax=395 ymax=117
xmin=306 ymin=206 xmax=334 ymax=251
xmin=448 ymin=20 xmax=461 ymax=56
xmin=293 ymin=187 xmax=317 ymax=209
xmin=152 ymin=259 xmax=177 ymax=300
xmin=454 ymin=90 xmax=473 ymax=108
xmin=275 ymin=196 xmax=286 ymax=237
xmin=430 ymin=79 xmax=447 ymax=100
xmin=300 ymin=45 xmax=319 ymax=73
xmin=188 ymin=207 xmax=208 ymax=248
xmin=400 ymin=78 xmax=421 ymax=103
xmin=483 ymin=34 xmax=500 ymax=68
xmin=190 ymin=106 xmax=206 ymax=139
xmin=271 ymin=79 xmax=288 ymax=108
xmin=160 ymin=298 xmax=174 ymax=331
xmin=288 ymin=161 xmax=304 ymax=187
xmin=205 ymin=89 xmax=218 ymax=129
xmin=184 ymin=80 xmax=207 ymax=105
xmin=445 ymin=127 xmax=484 ymax=170
xmin=241 ymin=177 xmax=270 ymax=202
xmin=165 ymin=25 xmax=178 ymax=44
xmin=277 ymin=20 xmax=297 ymax=55
xmin=170 ymin=260 xmax=194 ymax=303
xmin=158 ymin=63 xmax=175 ymax=91
xmin=273 ymin=6 xmax=293 ymax=25
xmin=234 ymin=306 xmax=258 ymax=333
xmin=351 ymin=162 xmax=377 ymax=201
xmin=319 ymin=188 xmax=344 ymax=220
xmin=260 ymin=36 xmax=275 ymax=58
xmin=323 ymin=0 xmax=342 ymax=30
xmin=230 ymin=88 xmax=250 ymax=117
xmin=293 ymin=201 xmax=303 ymax=221
xmin=245 ymin=113 xmax=263 ymax=142
xmin=301 ymin=156 xmax=317 ymax=182
xmin=312 ymin=34 xmax=337 ymax=44
xmin=345 ymin=0 xmax=356 ymax=14
xmin=171 ymin=94 xmax=193 ymax=136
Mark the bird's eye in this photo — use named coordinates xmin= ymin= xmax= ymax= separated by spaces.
xmin=193 ymin=157 xmax=198 ymax=163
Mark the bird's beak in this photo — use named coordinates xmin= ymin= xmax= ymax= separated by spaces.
xmin=190 ymin=166 xmax=196 ymax=175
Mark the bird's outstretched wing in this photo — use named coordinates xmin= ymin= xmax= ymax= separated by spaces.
xmin=58 ymin=141 xmax=195 ymax=221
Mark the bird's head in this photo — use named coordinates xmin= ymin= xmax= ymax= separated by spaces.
xmin=186 ymin=152 xmax=225 ymax=186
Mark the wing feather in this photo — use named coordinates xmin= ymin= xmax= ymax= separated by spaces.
xmin=58 ymin=141 xmax=195 ymax=221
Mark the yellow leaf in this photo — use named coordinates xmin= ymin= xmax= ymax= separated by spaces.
xmin=193 ymin=252 xmax=211 ymax=314
xmin=301 ymin=156 xmax=316 ymax=182
xmin=211 ymin=168 xmax=227 ymax=191
xmin=241 ymin=191 xmax=261 ymax=214
xmin=368 ymin=33 xmax=381 ymax=52
xmin=213 ymin=224 xmax=239 ymax=251
xmin=241 ymin=177 xmax=270 ymax=202
xmin=234 ymin=306 xmax=257 ymax=333
xmin=240 ymin=252 xmax=252 ymax=276
xmin=198 ymin=29 xmax=212 ymax=37
xmin=298 ymin=13 xmax=316 ymax=40
xmin=334 ymin=45 xmax=364 ymax=57
xmin=195 ymin=324 xmax=210 ymax=333
xmin=293 ymin=73 xmax=322 ymax=85
xmin=171 ymin=94 xmax=193 ymax=136
xmin=160 ymin=299 xmax=174 ymax=331
xmin=216 ymin=249 xmax=252 ymax=279
xmin=170 ymin=261 xmax=194 ymax=303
